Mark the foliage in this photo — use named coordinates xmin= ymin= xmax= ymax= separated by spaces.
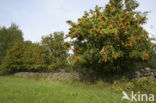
xmin=66 ymin=0 xmax=153 ymax=73
xmin=0 ymin=32 xmax=70 ymax=74
xmin=145 ymin=43 xmax=156 ymax=69
xmin=112 ymin=80 xmax=123 ymax=93
xmin=112 ymin=77 xmax=156 ymax=94
xmin=0 ymin=23 xmax=23 ymax=64
xmin=0 ymin=0 xmax=155 ymax=76
xmin=134 ymin=43 xmax=156 ymax=70
xmin=0 ymin=41 xmax=49 ymax=73
xmin=41 ymin=32 xmax=70 ymax=72
xmin=22 ymin=42 xmax=49 ymax=72
xmin=0 ymin=41 xmax=26 ymax=74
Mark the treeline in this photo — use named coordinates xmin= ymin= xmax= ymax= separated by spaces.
xmin=0 ymin=24 xmax=70 ymax=74
xmin=0 ymin=23 xmax=155 ymax=75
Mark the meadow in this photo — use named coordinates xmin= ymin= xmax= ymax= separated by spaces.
xmin=0 ymin=76 xmax=132 ymax=103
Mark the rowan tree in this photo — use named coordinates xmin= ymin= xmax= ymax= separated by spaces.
xmin=66 ymin=0 xmax=153 ymax=73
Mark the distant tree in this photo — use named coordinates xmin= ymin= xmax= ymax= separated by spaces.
xmin=22 ymin=42 xmax=49 ymax=72
xmin=0 ymin=41 xmax=49 ymax=74
xmin=0 ymin=23 xmax=23 ymax=64
xmin=41 ymin=32 xmax=70 ymax=72
xmin=66 ymin=0 xmax=153 ymax=73
xmin=0 ymin=41 xmax=26 ymax=73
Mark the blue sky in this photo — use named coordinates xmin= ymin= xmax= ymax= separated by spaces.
xmin=0 ymin=0 xmax=156 ymax=42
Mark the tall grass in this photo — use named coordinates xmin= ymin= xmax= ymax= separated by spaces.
xmin=0 ymin=76 xmax=131 ymax=103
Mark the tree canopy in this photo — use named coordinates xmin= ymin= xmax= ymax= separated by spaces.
xmin=0 ymin=32 xmax=70 ymax=74
xmin=66 ymin=0 xmax=153 ymax=73
xmin=0 ymin=24 xmax=23 ymax=64
xmin=41 ymin=32 xmax=70 ymax=71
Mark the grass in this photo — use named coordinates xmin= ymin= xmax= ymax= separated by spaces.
xmin=0 ymin=76 xmax=132 ymax=103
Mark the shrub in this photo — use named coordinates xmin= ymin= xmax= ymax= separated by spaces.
xmin=112 ymin=77 xmax=156 ymax=94
xmin=112 ymin=80 xmax=123 ymax=93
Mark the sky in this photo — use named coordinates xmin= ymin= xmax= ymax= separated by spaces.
xmin=0 ymin=0 xmax=156 ymax=42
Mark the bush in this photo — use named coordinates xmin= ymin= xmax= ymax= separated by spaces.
xmin=132 ymin=78 xmax=156 ymax=93
xmin=112 ymin=80 xmax=123 ymax=93
xmin=112 ymin=77 xmax=156 ymax=94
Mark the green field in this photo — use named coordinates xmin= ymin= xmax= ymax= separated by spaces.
xmin=0 ymin=76 xmax=132 ymax=103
